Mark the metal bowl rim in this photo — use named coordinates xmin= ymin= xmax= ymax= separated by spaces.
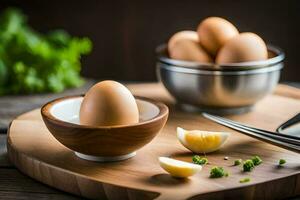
xmin=156 ymin=43 xmax=285 ymax=71
xmin=158 ymin=62 xmax=283 ymax=75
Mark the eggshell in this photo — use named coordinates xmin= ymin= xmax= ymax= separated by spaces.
xmin=197 ymin=17 xmax=239 ymax=56
xmin=80 ymin=80 xmax=139 ymax=126
xmin=168 ymin=31 xmax=212 ymax=63
xmin=216 ymin=32 xmax=268 ymax=64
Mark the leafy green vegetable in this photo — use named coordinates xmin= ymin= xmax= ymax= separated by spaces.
xmin=0 ymin=8 xmax=92 ymax=95
xmin=210 ymin=166 xmax=228 ymax=178
xmin=251 ymin=156 xmax=262 ymax=166
xmin=279 ymin=159 xmax=286 ymax=166
xmin=234 ymin=159 xmax=242 ymax=166
xmin=192 ymin=155 xmax=208 ymax=165
xmin=243 ymin=159 xmax=255 ymax=172
xmin=239 ymin=177 xmax=251 ymax=183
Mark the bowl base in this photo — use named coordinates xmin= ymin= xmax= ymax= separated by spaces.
xmin=75 ymin=152 xmax=136 ymax=162
xmin=178 ymin=103 xmax=253 ymax=115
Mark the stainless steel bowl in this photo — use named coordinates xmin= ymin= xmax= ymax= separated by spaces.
xmin=156 ymin=44 xmax=285 ymax=114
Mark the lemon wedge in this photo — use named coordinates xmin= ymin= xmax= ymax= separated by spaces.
xmin=159 ymin=157 xmax=202 ymax=178
xmin=177 ymin=127 xmax=230 ymax=153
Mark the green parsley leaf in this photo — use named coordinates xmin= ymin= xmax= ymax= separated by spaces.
xmin=239 ymin=177 xmax=251 ymax=183
xmin=0 ymin=8 xmax=92 ymax=95
xmin=251 ymin=156 xmax=262 ymax=166
xmin=243 ymin=159 xmax=255 ymax=172
xmin=279 ymin=159 xmax=286 ymax=166
xmin=210 ymin=166 xmax=229 ymax=178
xmin=234 ymin=159 xmax=242 ymax=166
xmin=192 ymin=155 xmax=208 ymax=165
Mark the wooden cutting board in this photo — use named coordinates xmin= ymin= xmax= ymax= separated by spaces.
xmin=7 ymin=83 xmax=300 ymax=200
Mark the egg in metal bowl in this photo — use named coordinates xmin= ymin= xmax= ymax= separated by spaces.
xmin=41 ymin=95 xmax=168 ymax=162
xmin=156 ymin=44 xmax=284 ymax=114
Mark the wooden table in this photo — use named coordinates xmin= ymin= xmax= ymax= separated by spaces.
xmin=0 ymin=134 xmax=81 ymax=199
xmin=1 ymin=82 xmax=300 ymax=200
xmin=0 ymin=81 xmax=98 ymax=199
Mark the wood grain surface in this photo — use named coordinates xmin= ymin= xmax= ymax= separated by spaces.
xmin=0 ymin=134 xmax=81 ymax=199
xmin=7 ymin=83 xmax=300 ymax=200
xmin=0 ymin=79 xmax=95 ymax=130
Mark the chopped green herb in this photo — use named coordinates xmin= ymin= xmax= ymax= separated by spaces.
xmin=279 ymin=159 xmax=286 ymax=166
xmin=224 ymin=171 xmax=229 ymax=177
xmin=210 ymin=166 xmax=229 ymax=178
xmin=243 ymin=159 xmax=255 ymax=172
xmin=239 ymin=177 xmax=251 ymax=183
xmin=234 ymin=159 xmax=242 ymax=166
xmin=251 ymin=156 xmax=262 ymax=166
xmin=192 ymin=155 xmax=208 ymax=165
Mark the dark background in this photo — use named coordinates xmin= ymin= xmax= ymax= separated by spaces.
xmin=1 ymin=0 xmax=299 ymax=82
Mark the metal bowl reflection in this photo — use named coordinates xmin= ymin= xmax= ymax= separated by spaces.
xmin=156 ymin=44 xmax=284 ymax=114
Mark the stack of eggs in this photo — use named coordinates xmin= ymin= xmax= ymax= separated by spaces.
xmin=168 ymin=17 xmax=268 ymax=65
xmin=158 ymin=16 xmax=284 ymax=113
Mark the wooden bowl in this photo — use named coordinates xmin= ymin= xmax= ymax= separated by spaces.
xmin=41 ymin=95 xmax=169 ymax=162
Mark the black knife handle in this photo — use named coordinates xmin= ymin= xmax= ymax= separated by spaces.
xmin=277 ymin=113 xmax=300 ymax=133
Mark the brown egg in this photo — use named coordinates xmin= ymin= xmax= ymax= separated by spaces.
xmin=197 ymin=17 xmax=239 ymax=56
xmin=80 ymin=80 xmax=139 ymax=126
xmin=216 ymin=32 xmax=268 ymax=64
xmin=168 ymin=31 xmax=212 ymax=63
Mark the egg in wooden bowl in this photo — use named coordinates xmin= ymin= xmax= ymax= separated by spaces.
xmin=41 ymin=81 xmax=169 ymax=162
